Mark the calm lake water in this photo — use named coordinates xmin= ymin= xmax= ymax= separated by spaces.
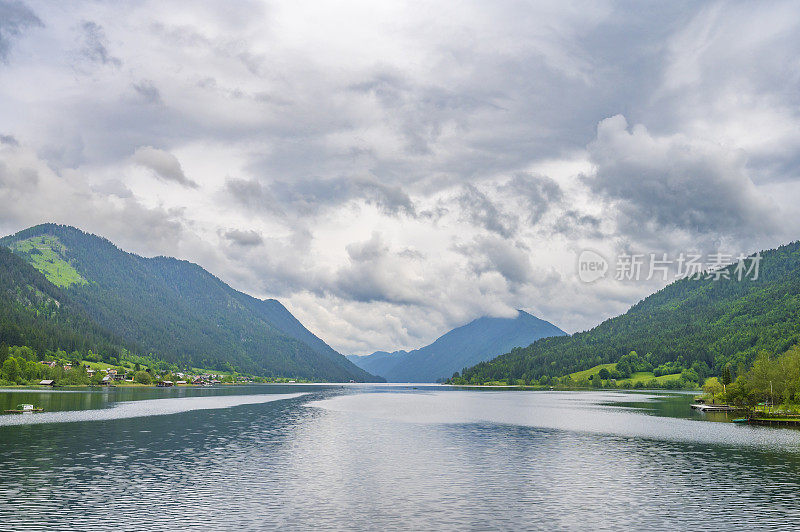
xmin=0 ymin=385 xmax=798 ymax=530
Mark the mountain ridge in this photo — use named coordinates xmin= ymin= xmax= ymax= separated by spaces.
xmin=348 ymin=310 xmax=566 ymax=382
xmin=0 ymin=223 xmax=382 ymax=382
xmin=454 ymin=241 xmax=800 ymax=384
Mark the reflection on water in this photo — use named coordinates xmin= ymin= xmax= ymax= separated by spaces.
xmin=1 ymin=386 xmax=799 ymax=530
xmin=0 ymin=392 xmax=305 ymax=426
xmin=0 ymin=384 xmax=314 ymax=415
xmin=310 ymin=390 xmax=800 ymax=449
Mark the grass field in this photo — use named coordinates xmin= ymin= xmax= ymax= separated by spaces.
xmin=568 ymin=363 xmax=617 ymax=380
xmin=566 ymin=363 xmax=682 ymax=385
xmin=624 ymin=371 xmax=682 ymax=384
xmin=9 ymin=235 xmax=87 ymax=288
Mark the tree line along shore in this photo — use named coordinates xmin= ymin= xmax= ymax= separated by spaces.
xmin=0 ymin=344 xmax=311 ymax=387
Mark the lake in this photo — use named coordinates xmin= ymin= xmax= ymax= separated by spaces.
xmin=0 ymin=385 xmax=798 ymax=530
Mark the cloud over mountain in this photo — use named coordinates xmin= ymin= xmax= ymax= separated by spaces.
xmin=1 ymin=1 xmax=799 ymax=354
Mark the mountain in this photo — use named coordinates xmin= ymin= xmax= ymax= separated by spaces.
xmin=347 ymin=350 xmax=408 ymax=378
xmin=455 ymin=241 xmax=800 ymax=384
xmin=347 ymin=310 xmax=566 ymax=382
xmin=0 ymin=246 xmax=129 ymax=358
xmin=0 ymin=224 xmax=381 ymax=382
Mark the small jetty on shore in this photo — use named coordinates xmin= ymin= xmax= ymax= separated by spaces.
xmin=746 ymin=417 xmax=800 ymax=427
xmin=690 ymin=403 xmax=745 ymax=413
xmin=740 ymin=411 xmax=800 ymax=427
xmin=691 ymin=401 xmax=800 ymax=427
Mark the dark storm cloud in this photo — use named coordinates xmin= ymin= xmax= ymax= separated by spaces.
xmin=0 ymin=0 xmax=41 ymax=61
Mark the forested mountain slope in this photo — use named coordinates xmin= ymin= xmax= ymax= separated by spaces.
xmin=0 ymin=224 xmax=381 ymax=382
xmin=455 ymin=242 xmax=800 ymax=384
xmin=0 ymin=246 xmax=128 ymax=359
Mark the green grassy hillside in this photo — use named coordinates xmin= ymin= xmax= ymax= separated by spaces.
xmin=0 ymin=246 xmax=127 ymax=358
xmin=7 ymin=235 xmax=87 ymax=288
xmin=567 ymin=363 xmax=617 ymax=381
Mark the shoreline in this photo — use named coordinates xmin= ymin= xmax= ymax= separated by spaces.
xmin=445 ymin=383 xmax=702 ymax=392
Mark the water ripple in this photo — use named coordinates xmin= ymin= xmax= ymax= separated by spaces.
xmin=2 ymin=388 xmax=800 ymax=530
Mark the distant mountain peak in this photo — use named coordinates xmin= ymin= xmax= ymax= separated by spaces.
xmin=348 ymin=311 xmax=565 ymax=382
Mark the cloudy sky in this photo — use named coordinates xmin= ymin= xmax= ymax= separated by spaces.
xmin=1 ymin=0 xmax=799 ymax=354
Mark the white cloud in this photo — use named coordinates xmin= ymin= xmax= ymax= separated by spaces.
xmin=0 ymin=0 xmax=798 ymax=354
xmin=587 ymin=115 xmax=779 ymax=243
xmin=0 ymin=142 xmax=184 ymax=255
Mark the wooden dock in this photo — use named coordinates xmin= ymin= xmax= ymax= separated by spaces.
xmin=692 ymin=402 xmax=800 ymax=427
xmin=690 ymin=403 xmax=745 ymax=413
xmin=746 ymin=417 xmax=800 ymax=427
